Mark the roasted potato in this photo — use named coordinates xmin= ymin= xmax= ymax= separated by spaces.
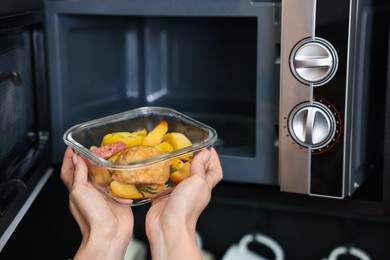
xmin=163 ymin=132 xmax=193 ymax=161
xmin=142 ymin=120 xmax=168 ymax=146
xmin=154 ymin=141 xmax=174 ymax=154
xmin=101 ymin=129 xmax=147 ymax=147
xmin=110 ymin=181 xmax=165 ymax=199
xmin=170 ymin=161 xmax=191 ymax=183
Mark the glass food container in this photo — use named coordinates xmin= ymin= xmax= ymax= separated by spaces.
xmin=63 ymin=106 xmax=218 ymax=206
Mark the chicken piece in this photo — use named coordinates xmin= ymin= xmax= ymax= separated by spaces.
xmin=112 ymin=145 xmax=170 ymax=185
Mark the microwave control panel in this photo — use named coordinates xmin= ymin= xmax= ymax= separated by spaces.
xmin=279 ymin=0 xmax=353 ymax=198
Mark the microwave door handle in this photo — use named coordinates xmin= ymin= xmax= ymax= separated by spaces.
xmin=0 ymin=71 xmax=23 ymax=86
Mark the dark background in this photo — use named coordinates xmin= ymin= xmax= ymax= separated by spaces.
xmin=1 ymin=1 xmax=390 ymax=259
xmin=1 ymin=167 xmax=390 ymax=259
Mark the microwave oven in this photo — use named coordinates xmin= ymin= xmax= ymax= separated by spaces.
xmin=44 ymin=0 xmax=390 ymax=199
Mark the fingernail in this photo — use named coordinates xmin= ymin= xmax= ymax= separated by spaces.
xmin=72 ymin=153 xmax=78 ymax=166
xmin=202 ymin=149 xmax=211 ymax=163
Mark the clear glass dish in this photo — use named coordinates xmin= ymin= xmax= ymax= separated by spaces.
xmin=63 ymin=106 xmax=218 ymax=206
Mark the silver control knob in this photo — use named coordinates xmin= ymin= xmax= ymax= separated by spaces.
xmin=290 ymin=38 xmax=338 ymax=86
xmin=289 ymin=102 xmax=336 ymax=149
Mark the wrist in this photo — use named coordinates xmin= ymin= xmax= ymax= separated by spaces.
xmin=75 ymin=228 xmax=131 ymax=260
xmin=147 ymin=220 xmax=201 ymax=260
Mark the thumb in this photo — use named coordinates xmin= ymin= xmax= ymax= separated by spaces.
xmin=190 ymin=149 xmax=211 ymax=177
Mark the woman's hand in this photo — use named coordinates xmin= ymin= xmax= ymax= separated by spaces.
xmin=145 ymin=147 xmax=223 ymax=260
xmin=61 ymin=146 xmax=134 ymax=260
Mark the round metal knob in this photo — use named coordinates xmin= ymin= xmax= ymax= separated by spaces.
xmin=289 ymin=102 xmax=336 ymax=149
xmin=290 ymin=38 xmax=338 ymax=86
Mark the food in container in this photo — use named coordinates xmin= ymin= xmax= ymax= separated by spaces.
xmin=63 ymin=106 xmax=218 ymax=206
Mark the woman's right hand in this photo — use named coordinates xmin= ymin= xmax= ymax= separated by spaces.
xmin=61 ymin=146 xmax=134 ymax=260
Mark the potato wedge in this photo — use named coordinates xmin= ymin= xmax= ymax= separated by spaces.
xmin=88 ymin=164 xmax=111 ymax=187
xmin=110 ymin=181 xmax=165 ymax=199
xmin=170 ymin=161 xmax=191 ymax=183
xmin=101 ymin=129 xmax=147 ymax=147
xmin=155 ymin=141 xmax=174 ymax=154
xmin=143 ymin=120 xmax=168 ymax=146
xmin=163 ymin=132 xmax=193 ymax=161
xmin=107 ymin=152 xmax=121 ymax=162
xmin=170 ymin=158 xmax=185 ymax=171
xmin=163 ymin=132 xmax=192 ymax=150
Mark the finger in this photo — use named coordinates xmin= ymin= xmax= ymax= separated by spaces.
xmin=60 ymin=146 xmax=76 ymax=190
xmin=72 ymin=154 xmax=89 ymax=187
xmin=204 ymin=147 xmax=223 ymax=188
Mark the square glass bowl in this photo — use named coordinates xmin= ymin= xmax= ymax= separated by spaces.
xmin=63 ymin=106 xmax=217 ymax=206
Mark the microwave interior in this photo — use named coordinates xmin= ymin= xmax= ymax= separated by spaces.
xmin=46 ymin=3 xmax=281 ymax=185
